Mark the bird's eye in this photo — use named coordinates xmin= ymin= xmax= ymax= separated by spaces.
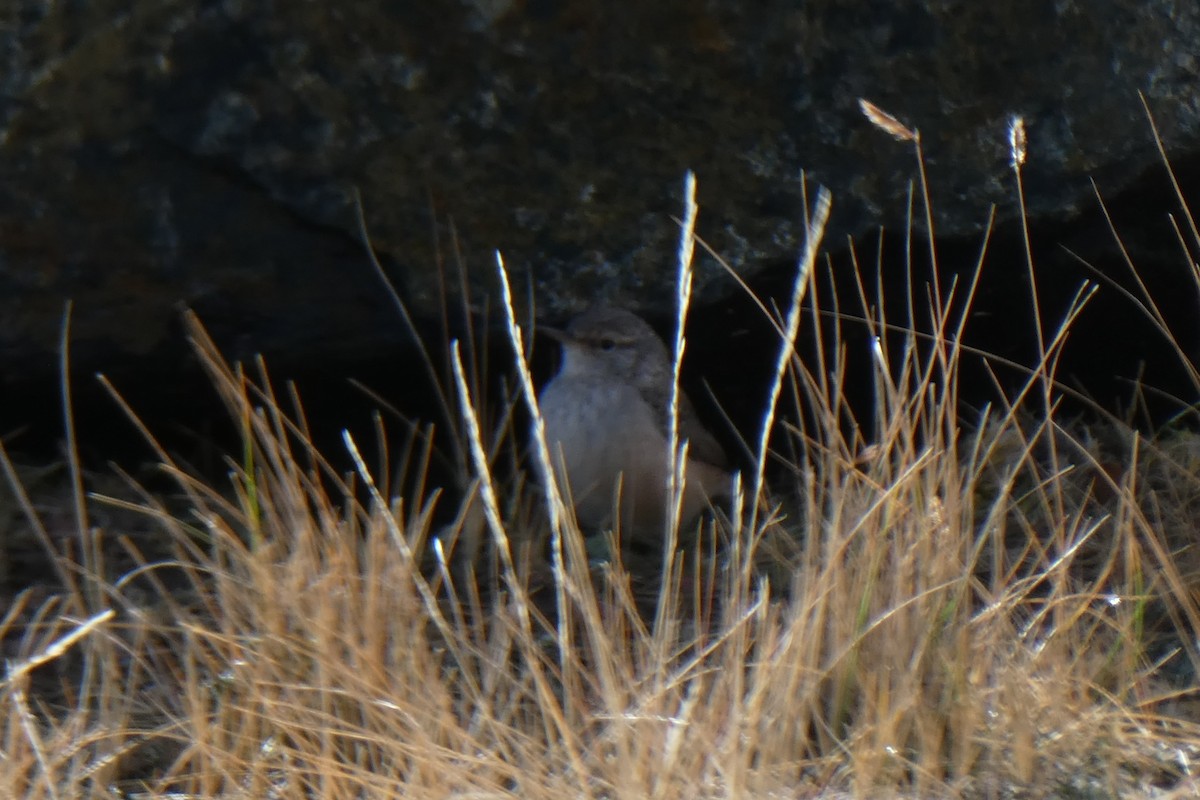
xmin=599 ymin=338 xmax=617 ymax=351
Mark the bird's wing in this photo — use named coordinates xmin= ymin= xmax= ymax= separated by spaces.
xmin=676 ymin=392 xmax=730 ymax=470
xmin=642 ymin=383 xmax=730 ymax=470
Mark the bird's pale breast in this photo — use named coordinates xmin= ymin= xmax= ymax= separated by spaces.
xmin=538 ymin=372 xmax=727 ymax=533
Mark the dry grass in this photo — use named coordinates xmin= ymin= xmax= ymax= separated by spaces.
xmin=4 ymin=106 xmax=1200 ymax=799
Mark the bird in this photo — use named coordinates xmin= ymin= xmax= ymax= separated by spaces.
xmin=535 ymin=307 xmax=732 ymax=542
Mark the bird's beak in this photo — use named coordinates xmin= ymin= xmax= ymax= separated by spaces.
xmin=538 ymin=325 xmax=572 ymax=344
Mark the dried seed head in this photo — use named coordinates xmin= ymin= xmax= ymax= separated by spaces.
xmin=859 ymin=98 xmax=916 ymax=142
xmin=1009 ymin=115 xmax=1027 ymax=168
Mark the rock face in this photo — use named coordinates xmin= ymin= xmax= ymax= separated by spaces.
xmin=1 ymin=0 xmax=1198 ymax=385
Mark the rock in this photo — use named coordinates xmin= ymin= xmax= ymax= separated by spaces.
xmin=0 ymin=0 xmax=1197 ymax=383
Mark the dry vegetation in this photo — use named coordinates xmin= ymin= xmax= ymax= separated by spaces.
xmin=3 ymin=104 xmax=1200 ymax=799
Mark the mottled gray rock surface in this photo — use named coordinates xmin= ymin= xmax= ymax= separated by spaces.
xmin=0 ymin=0 xmax=1197 ymax=378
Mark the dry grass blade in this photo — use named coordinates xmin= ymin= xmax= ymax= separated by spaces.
xmin=2 ymin=609 xmax=114 ymax=687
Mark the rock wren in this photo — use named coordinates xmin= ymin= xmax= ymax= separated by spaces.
xmin=536 ymin=307 xmax=731 ymax=538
